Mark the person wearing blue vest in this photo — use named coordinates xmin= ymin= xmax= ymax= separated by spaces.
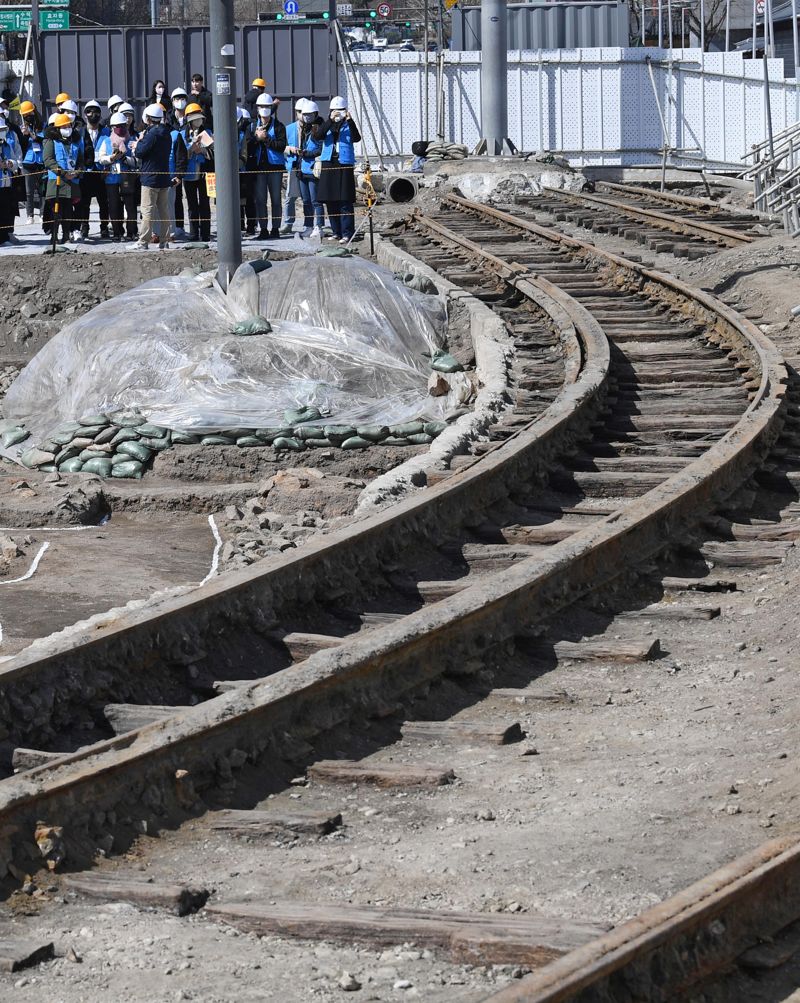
xmin=19 ymin=100 xmax=43 ymax=225
xmin=279 ymin=98 xmax=308 ymax=235
xmin=43 ymin=112 xmax=84 ymax=245
xmin=96 ymin=111 xmax=139 ymax=242
xmin=180 ymin=102 xmax=213 ymax=242
xmin=76 ymin=99 xmax=111 ymax=241
xmin=251 ymin=93 xmax=286 ymax=240
xmin=0 ymin=116 xmax=20 ymax=245
xmin=314 ymin=96 xmax=361 ymax=244
xmin=285 ymin=99 xmax=324 ymax=238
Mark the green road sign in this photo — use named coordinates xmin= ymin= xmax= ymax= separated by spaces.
xmin=0 ymin=8 xmax=69 ymax=30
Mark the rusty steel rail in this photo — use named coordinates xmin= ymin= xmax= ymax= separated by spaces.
xmin=0 ymin=198 xmax=786 ymax=908
xmin=597 ymin=179 xmax=760 ymax=217
xmin=540 ymin=186 xmax=754 ymax=247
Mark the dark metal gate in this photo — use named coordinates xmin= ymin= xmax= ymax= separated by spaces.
xmin=35 ymin=22 xmax=337 ymax=112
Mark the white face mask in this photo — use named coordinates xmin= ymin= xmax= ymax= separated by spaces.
xmin=331 ymin=111 xmax=345 ymax=122
xmin=65 ymin=112 xmax=76 ymax=122
xmin=59 ymin=127 xmax=72 ymax=139
xmin=258 ymin=107 xmax=272 ymax=118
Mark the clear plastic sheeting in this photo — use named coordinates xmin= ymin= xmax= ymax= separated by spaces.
xmin=4 ymin=257 xmax=450 ymax=439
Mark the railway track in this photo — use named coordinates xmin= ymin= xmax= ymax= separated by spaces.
xmin=0 ymin=195 xmax=792 ymax=997
xmin=513 ymin=182 xmax=771 ymax=260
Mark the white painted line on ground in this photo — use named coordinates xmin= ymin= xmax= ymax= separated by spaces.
xmin=0 ymin=525 xmax=96 ymax=532
xmin=199 ymin=515 xmax=223 ymax=587
xmin=0 ymin=542 xmax=50 ymax=586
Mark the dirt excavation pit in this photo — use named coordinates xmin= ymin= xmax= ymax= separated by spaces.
xmin=0 ymin=245 xmax=477 ymax=656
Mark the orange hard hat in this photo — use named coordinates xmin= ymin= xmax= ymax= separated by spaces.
xmin=53 ymin=112 xmax=72 ymax=129
xmin=252 ymin=77 xmax=266 ymax=88
xmin=55 ymin=92 xmax=70 ymax=105
xmin=19 ymin=100 xmax=35 ymax=116
xmin=185 ymin=102 xmax=203 ymax=116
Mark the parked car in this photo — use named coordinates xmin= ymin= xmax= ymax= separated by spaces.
xmin=401 ymin=41 xmax=416 ymax=51
xmin=372 ymin=37 xmax=389 ymax=48
xmin=426 ymin=41 xmax=438 ymax=51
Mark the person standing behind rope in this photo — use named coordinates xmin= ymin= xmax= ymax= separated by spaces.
xmin=0 ymin=117 xmax=20 ymax=245
xmin=280 ymin=98 xmax=307 ymax=235
xmin=18 ymin=100 xmax=43 ymax=225
xmin=131 ymin=103 xmax=172 ymax=251
xmin=314 ymin=96 xmax=361 ymax=244
xmin=96 ymin=111 xmax=138 ymax=243
xmin=250 ymin=93 xmax=286 ymax=240
xmin=43 ymin=112 xmax=83 ymax=245
xmin=236 ymin=107 xmax=252 ymax=233
xmin=168 ymin=87 xmax=189 ymax=239
xmin=180 ymin=102 xmax=213 ymax=242
xmin=76 ymin=100 xmax=111 ymax=241
xmin=289 ymin=100 xmax=324 ymax=239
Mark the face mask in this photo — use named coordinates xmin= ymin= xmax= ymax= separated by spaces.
xmin=155 ymin=86 xmax=164 ymax=96
xmin=113 ymin=126 xmax=127 ymax=137
xmin=59 ymin=127 xmax=72 ymax=139
xmin=86 ymin=111 xmax=100 ymax=121
xmin=258 ymin=108 xmax=272 ymax=119
xmin=302 ymin=114 xmax=314 ymax=124
xmin=188 ymin=117 xmax=203 ymax=129
xmin=65 ymin=113 xmax=76 ymax=122
xmin=174 ymin=98 xmax=186 ymax=110
xmin=331 ymin=112 xmax=345 ymax=122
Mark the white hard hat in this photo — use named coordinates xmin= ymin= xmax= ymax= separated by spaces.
xmin=143 ymin=102 xmax=164 ymax=120
xmin=304 ymin=101 xmax=319 ymax=114
xmin=236 ymin=106 xmax=251 ymax=121
xmin=61 ymin=99 xmax=78 ymax=114
xmin=109 ymin=112 xmax=128 ymax=126
xmin=118 ymin=102 xmax=134 ymax=115
xmin=107 ymin=94 xmax=124 ymax=109
xmin=48 ymin=112 xmax=59 ymax=124
xmin=330 ymin=95 xmax=347 ymax=111
xmin=294 ymin=98 xmax=306 ymax=111
xmin=0 ymin=108 xmax=9 ymax=119
xmin=84 ymin=99 xmax=101 ymax=111
xmin=255 ymin=92 xmax=275 ymax=106
xmin=171 ymin=86 xmax=188 ymax=99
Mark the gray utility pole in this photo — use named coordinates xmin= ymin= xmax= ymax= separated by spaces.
xmin=476 ymin=0 xmax=515 ymax=155
xmin=151 ymin=0 xmax=159 ymax=26
xmin=209 ymin=0 xmax=242 ymax=290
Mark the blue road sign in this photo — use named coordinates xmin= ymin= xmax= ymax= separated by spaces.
xmin=284 ymin=0 xmax=299 ymax=13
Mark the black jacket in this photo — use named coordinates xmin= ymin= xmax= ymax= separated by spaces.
xmin=190 ymin=87 xmax=213 ymax=126
xmin=243 ymin=86 xmax=263 ymax=118
xmin=135 ymin=122 xmax=172 ymax=188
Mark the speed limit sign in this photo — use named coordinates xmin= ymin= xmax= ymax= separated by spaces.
xmin=377 ymin=1 xmax=392 ymax=15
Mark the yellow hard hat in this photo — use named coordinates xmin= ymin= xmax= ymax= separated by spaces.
xmin=55 ymin=92 xmax=70 ymax=105
xmin=185 ymin=102 xmax=203 ymax=116
xmin=19 ymin=100 xmax=35 ymax=116
xmin=53 ymin=112 xmax=72 ymax=129
xmin=252 ymin=77 xmax=266 ymax=88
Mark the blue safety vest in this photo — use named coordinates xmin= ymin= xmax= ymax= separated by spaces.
xmin=253 ymin=118 xmax=284 ymax=168
xmin=22 ymin=129 xmax=44 ymax=165
xmin=320 ymin=120 xmax=355 ymax=166
xmin=169 ymin=128 xmax=181 ymax=176
xmin=0 ymin=138 xmax=16 ymax=185
xmin=284 ymin=120 xmax=300 ymax=172
xmin=182 ymin=127 xmax=211 ymax=182
xmin=47 ymin=136 xmax=81 ymax=181
xmin=85 ymin=126 xmax=110 ymax=171
xmin=96 ymin=133 xmax=134 ymax=185
xmin=238 ymin=126 xmax=248 ymax=172
xmin=299 ymin=123 xmax=322 ymax=177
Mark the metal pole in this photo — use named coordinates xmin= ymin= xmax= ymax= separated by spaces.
xmin=725 ymin=0 xmax=730 ymax=49
xmin=764 ymin=53 xmax=776 ymax=168
xmin=30 ymin=0 xmax=41 ymax=110
xmin=658 ymin=0 xmax=663 ymax=46
xmin=700 ymin=0 xmax=705 ymax=49
xmin=752 ymin=0 xmax=757 ymax=58
xmin=423 ymin=0 xmax=430 ymax=139
xmin=479 ymin=0 xmax=508 ymax=153
xmin=792 ymin=0 xmax=799 ymax=79
xmin=436 ymin=0 xmax=444 ymax=141
xmin=208 ymin=0 xmax=241 ymax=289
xmin=151 ymin=0 xmax=158 ymax=26
xmin=641 ymin=0 xmax=645 ymax=44
xmin=667 ymin=0 xmax=672 ymax=47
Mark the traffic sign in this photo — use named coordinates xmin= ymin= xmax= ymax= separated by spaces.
xmin=756 ymin=0 xmax=765 ymax=13
xmin=377 ymin=1 xmax=392 ymax=16
xmin=0 ymin=8 xmax=69 ymax=29
xmin=284 ymin=0 xmax=299 ymax=13
xmin=336 ymin=2 xmax=352 ymax=13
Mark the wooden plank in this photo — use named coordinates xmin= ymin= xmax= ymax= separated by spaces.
xmin=281 ymin=632 xmax=343 ymax=661
xmin=0 ymin=939 xmax=54 ymax=972
xmin=663 ymin=576 xmax=737 ymax=592
xmin=63 ymin=874 xmax=209 ymax=915
xmin=308 ymin=760 xmax=455 ymax=788
xmin=618 ymin=604 xmax=720 ymax=621
xmin=360 ymin=611 xmax=408 ymax=627
xmin=213 ymin=679 xmax=250 ymax=694
xmin=455 ymin=543 xmax=546 ymax=569
xmin=210 ymin=808 xmax=342 ymax=838
xmin=704 ymin=517 xmax=800 ymax=541
xmin=492 ymin=688 xmax=573 ymax=705
xmin=544 ymin=638 xmax=661 ymax=662
xmin=739 ymin=919 xmax=800 ymax=971
xmin=401 ymin=720 xmax=524 ymax=745
xmin=103 ymin=703 xmax=182 ymax=735
xmin=699 ymin=540 xmax=793 ymax=567
xmin=415 ymin=580 xmax=470 ymax=602
xmin=205 ymin=901 xmax=610 ymax=967
xmin=12 ymin=747 xmax=65 ymax=772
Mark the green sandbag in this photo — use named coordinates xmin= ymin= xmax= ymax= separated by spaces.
xmin=273 ymin=436 xmax=304 ymax=451
xmin=424 ymin=421 xmax=448 ymax=437
xmin=317 ymin=246 xmax=351 ymax=257
xmin=182 ymin=241 xmax=209 ymax=250
xmin=231 ymin=315 xmax=272 ymax=336
xmin=0 ymin=419 xmax=20 ymax=433
xmin=356 ymin=425 xmax=389 ymax=442
xmin=135 ymin=423 xmax=168 ymax=437
xmin=407 ymin=432 xmax=433 ymax=445
xmin=94 ymin=426 xmax=118 ymax=445
xmin=79 ymin=413 xmax=108 ymax=426
xmin=295 ymin=425 xmax=326 ymax=440
xmin=323 ymin=425 xmax=356 ymax=442
xmin=383 ymin=436 xmax=411 ymax=446
xmin=111 ymin=428 xmax=141 ymax=446
xmin=1 ymin=427 xmax=29 ymax=447
xmin=117 ymin=440 xmax=153 ymax=463
xmin=139 ymin=436 xmax=171 ymax=451
xmin=20 ymin=447 xmax=55 ymax=468
xmin=56 ymin=445 xmax=81 ymax=463
xmin=225 ymin=428 xmax=257 ymax=438
xmin=111 ymin=452 xmax=133 ymax=465
xmin=39 ymin=440 xmax=60 ymax=454
xmin=170 ymin=430 xmax=200 ymax=444
xmin=305 ymin=437 xmax=332 ymax=448
xmin=236 ymin=436 xmax=263 ymax=447
xmin=284 ymin=406 xmax=321 ymax=425
xmin=82 ymin=457 xmax=113 ymax=477
xmin=430 ymin=350 xmax=463 ymax=374
xmin=80 ymin=448 xmax=111 ymax=462
xmin=114 ymin=413 xmax=146 ymax=427
xmin=111 ymin=460 xmax=144 ymax=478
xmin=257 ymin=427 xmax=293 ymax=441
xmin=200 ymin=434 xmax=235 ymax=445
xmin=341 ymin=436 xmax=370 ymax=449
xmin=51 ymin=428 xmax=78 ymax=446
xmin=78 ymin=425 xmax=107 ymax=439
xmin=58 ymin=457 xmax=84 ymax=473
xmin=390 ymin=422 xmax=424 ymax=437
xmin=38 ymin=464 xmax=57 ymax=472
xmin=249 ymin=258 xmax=272 ymax=274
